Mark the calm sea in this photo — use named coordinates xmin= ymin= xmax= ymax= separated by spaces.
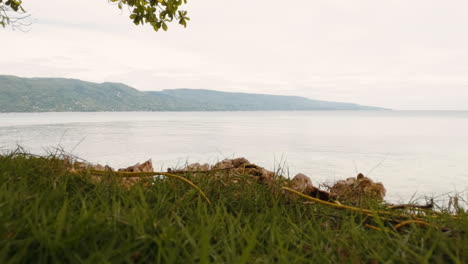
xmin=1 ymin=111 xmax=467 ymax=203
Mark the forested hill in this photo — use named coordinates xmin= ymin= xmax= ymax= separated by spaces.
xmin=0 ymin=75 xmax=384 ymax=112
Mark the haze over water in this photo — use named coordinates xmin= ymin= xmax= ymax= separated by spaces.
xmin=1 ymin=111 xmax=467 ymax=203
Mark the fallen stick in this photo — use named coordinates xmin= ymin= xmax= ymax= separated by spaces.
xmin=281 ymin=187 xmax=450 ymax=232
xmin=282 ymin=187 xmax=422 ymax=219
xmin=387 ymin=203 xmax=433 ymax=210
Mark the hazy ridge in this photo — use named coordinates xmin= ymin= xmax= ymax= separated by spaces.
xmin=0 ymin=75 xmax=384 ymax=112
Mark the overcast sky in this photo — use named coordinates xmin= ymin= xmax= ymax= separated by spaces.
xmin=1 ymin=0 xmax=468 ymax=110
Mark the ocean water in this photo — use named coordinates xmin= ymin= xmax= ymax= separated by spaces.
xmin=1 ymin=111 xmax=467 ymax=203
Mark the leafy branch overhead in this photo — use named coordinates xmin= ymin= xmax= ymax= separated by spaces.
xmin=0 ymin=0 xmax=189 ymax=31
xmin=0 ymin=0 xmax=28 ymax=29
xmin=110 ymin=0 xmax=189 ymax=31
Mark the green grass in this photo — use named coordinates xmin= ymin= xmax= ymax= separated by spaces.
xmin=0 ymin=152 xmax=467 ymax=263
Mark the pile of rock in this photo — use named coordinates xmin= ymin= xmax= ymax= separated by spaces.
xmin=181 ymin=162 xmax=210 ymax=172
xmin=118 ymin=159 xmax=154 ymax=173
xmin=116 ymin=159 xmax=154 ymax=188
xmin=180 ymin=158 xmax=386 ymax=205
xmin=67 ymin=160 xmax=107 ymax=172
xmin=67 ymin=158 xmax=154 ymax=188
xmin=288 ymin=172 xmax=386 ymax=205
xmin=181 ymin=157 xmax=276 ymax=183
xmin=68 ymin=159 xmax=154 ymax=174
xmin=330 ymin=173 xmax=386 ymax=205
xmin=67 ymin=156 xmax=387 ymax=205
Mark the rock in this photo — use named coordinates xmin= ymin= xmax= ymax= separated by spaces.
xmin=213 ymin=157 xmax=250 ymax=169
xmin=183 ymin=162 xmax=211 ymax=171
xmin=291 ymin=173 xmax=315 ymax=193
xmin=346 ymin=177 xmax=356 ymax=184
xmin=68 ymin=160 xmax=113 ymax=172
xmin=118 ymin=159 xmax=153 ymax=173
xmin=289 ymin=173 xmax=336 ymax=201
xmin=231 ymin=157 xmax=250 ymax=168
xmin=105 ymin=159 xmax=154 ymax=188
xmin=260 ymin=168 xmax=275 ymax=182
xmin=330 ymin=173 xmax=386 ymax=205
xmin=93 ymin=164 xmax=106 ymax=171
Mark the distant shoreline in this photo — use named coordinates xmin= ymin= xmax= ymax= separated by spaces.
xmin=0 ymin=109 xmax=392 ymax=114
xmin=6 ymin=110 xmax=468 ymax=114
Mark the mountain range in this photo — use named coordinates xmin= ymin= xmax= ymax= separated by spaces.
xmin=0 ymin=75 xmax=384 ymax=112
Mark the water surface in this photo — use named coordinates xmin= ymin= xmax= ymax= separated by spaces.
xmin=1 ymin=111 xmax=467 ymax=203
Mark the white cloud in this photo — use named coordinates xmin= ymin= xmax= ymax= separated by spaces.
xmin=1 ymin=0 xmax=468 ymax=110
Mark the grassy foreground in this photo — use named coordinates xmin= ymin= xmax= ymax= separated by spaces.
xmin=0 ymin=153 xmax=467 ymax=263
